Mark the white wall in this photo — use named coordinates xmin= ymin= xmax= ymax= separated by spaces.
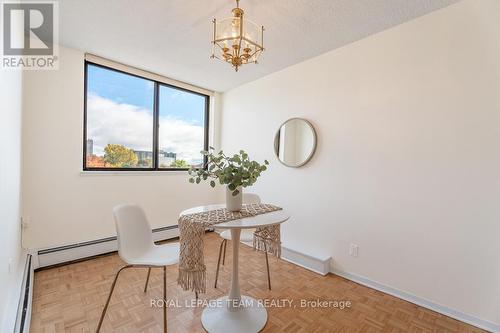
xmin=22 ymin=46 xmax=222 ymax=249
xmin=220 ymin=0 xmax=500 ymax=327
xmin=0 ymin=44 xmax=26 ymax=332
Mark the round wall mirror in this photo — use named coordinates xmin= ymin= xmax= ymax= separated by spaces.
xmin=274 ymin=118 xmax=317 ymax=167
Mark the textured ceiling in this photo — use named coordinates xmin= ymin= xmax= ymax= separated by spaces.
xmin=57 ymin=0 xmax=459 ymax=92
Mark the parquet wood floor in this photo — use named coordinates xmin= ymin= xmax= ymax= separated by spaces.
xmin=31 ymin=232 xmax=486 ymax=333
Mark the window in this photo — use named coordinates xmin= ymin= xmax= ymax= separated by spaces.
xmin=84 ymin=62 xmax=209 ymax=171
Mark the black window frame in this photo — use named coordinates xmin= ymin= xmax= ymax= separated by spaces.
xmin=83 ymin=61 xmax=210 ymax=171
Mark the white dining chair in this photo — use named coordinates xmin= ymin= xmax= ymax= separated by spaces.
xmin=214 ymin=193 xmax=273 ymax=290
xmin=96 ymin=204 xmax=180 ymax=333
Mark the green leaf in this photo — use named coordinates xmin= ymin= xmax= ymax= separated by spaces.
xmin=187 ymin=149 xmax=268 ymax=192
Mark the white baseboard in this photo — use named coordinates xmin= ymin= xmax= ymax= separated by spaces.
xmin=331 ymin=268 xmax=499 ymax=333
xmin=35 ymin=226 xmax=179 ymax=269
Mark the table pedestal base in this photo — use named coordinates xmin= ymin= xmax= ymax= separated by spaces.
xmin=201 ymin=296 xmax=267 ymax=333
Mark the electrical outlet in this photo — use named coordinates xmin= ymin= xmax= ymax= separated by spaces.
xmin=349 ymin=243 xmax=359 ymax=257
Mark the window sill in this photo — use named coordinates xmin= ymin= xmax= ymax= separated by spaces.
xmin=80 ymin=170 xmax=189 ymax=176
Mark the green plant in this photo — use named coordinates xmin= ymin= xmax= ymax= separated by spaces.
xmin=103 ymin=144 xmax=138 ymax=167
xmin=170 ymin=159 xmax=190 ymax=168
xmin=188 ymin=147 xmax=269 ymax=196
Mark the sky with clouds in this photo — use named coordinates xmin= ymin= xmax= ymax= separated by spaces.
xmin=86 ymin=64 xmax=205 ymax=164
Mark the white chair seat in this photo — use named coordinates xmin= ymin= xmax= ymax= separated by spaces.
xmin=123 ymin=243 xmax=180 ymax=266
xmin=220 ymin=229 xmax=255 ymax=242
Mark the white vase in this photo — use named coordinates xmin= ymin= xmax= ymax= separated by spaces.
xmin=226 ymin=186 xmax=242 ymax=212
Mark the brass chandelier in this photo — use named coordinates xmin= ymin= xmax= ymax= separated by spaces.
xmin=211 ymin=0 xmax=265 ymax=71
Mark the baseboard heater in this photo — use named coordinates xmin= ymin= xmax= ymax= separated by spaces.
xmin=239 ymin=240 xmax=331 ymax=276
xmin=14 ymin=254 xmax=33 ymax=333
xmin=36 ymin=226 xmax=332 ymax=276
xmin=36 ymin=225 xmax=179 ymax=269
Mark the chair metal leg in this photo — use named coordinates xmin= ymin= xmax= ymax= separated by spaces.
xmin=263 ymin=242 xmax=271 ymax=290
xmin=214 ymin=238 xmax=225 ymax=288
xmin=144 ymin=267 xmax=151 ymax=293
xmin=96 ymin=265 xmax=132 ymax=332
xmin=222 ymin=239 xmax=227 ymax=265
xmin=163 ymin=266 xmax=167 ymax=333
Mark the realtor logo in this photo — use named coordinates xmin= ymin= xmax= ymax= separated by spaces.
xmin=1 ymin=1 xmax=58 ymax=69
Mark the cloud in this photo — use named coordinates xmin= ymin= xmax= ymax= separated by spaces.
xmin=158 ymin=116 xmax=205 ymax=162
xmin=87 ymin=94 xmax=204 ymax=163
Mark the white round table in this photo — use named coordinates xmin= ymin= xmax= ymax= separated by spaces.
xmin=179 ymin=204 xmax=290 ymax=333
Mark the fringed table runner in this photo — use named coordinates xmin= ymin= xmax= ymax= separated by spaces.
xmin=177 ymin=203 xmax=282 ymax=294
